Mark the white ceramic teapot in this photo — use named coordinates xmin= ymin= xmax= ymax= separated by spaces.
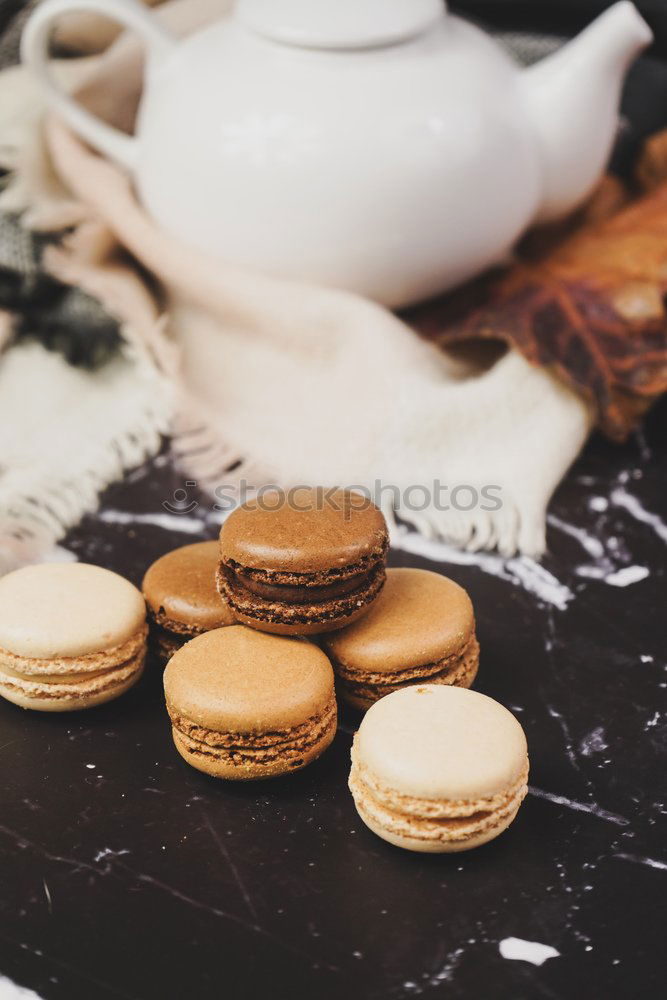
xmin=23 ymin=0 xmax=651 ymax=307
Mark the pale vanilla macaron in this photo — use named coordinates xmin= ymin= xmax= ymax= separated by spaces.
xmin=324 ymin=568 xmax=479 ymax=710
xmin=0 ymin=563 xmax=147 ymax=711
xmin=349 ymin=685 xmax=529 ymax=852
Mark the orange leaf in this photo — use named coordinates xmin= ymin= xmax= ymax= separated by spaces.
xmin=409 ymin=181 xmax=667 ymax=441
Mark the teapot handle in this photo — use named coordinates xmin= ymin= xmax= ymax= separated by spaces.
xmin=21 ymin=0 xmax=175 ymax=171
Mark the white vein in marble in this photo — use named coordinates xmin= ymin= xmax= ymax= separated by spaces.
xmin=498 ymin=938 xmax=560 ymax=965
xmin=603 ymin=565 xmax=649 ymax=587
xmin=614 ymin=852 xmax=667 ymax=871
xmin=528 ymin=787 xmax=629 ymax=826
xmin=392 ymin=529 xmax=573 ymax=609
xmin=610 ymin=486 xmax=667 ymax=544
xmin=98 ymin=509 xmax=207 ymax=534
xmin=548 ymin=510 xmax=651 ymax=587
xmin=0 ymin=976 xmax=44 ymax=999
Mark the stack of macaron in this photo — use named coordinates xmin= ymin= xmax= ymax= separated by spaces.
xmin=0 ymin=486 xmax=530 ymax=853
xmin=163 ymin=488 xmax=389 ymax=780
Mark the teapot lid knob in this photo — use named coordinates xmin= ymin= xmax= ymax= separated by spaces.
xmin=237 ymin=0 xmax=445 ymax=49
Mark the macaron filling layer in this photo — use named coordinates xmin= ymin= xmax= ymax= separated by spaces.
xmin=334 ymin=634 xmax=479 ymax=706
xmin=0 ymin=626 xmax=147 ymax=675
xmin=148 ymin=606 xmax=204 ymax=638
xmin=147 ymin=608 xmax=207 ymax=662
xmin=216 ymin=559 xmax=386 ymax=628
xmin=168 ymin=694 xmax=337 ymax=769
xmin=235 ymin=568 xmax=375 ymax=602
xmin=0 ymin=624 xmax=147 ymax=704
xmin=150 ymin=623 xmax=191 ymax=662
xmin=350 ymin=748 xmax=529 ymax=847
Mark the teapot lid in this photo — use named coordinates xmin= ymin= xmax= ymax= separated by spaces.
xmin=237 ymin=0 xmax=445 ymax=49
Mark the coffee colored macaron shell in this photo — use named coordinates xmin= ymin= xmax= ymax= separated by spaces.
xmin=325 ymin=568 xmax=479 ymax=709
xmin=350 ymin=686 xmax=529 ymax=852
xmin=164 ymin=626 xmax=337 ymax=779
xmin=0 ymin=563 xmax=147 ymax=711
xmin=217 ymin=489 xmax=388 ymax=635
xmin=143 ymin=541 xmax=236 ymax=660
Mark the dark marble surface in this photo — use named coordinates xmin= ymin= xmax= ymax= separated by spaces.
xmin=0 ymin=400 xmax=665 ymax=1000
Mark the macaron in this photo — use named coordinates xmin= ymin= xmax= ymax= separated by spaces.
xmin=217 ymin=488 xmax=388 ymax=635
xmin=349 ymin=685 xmax=529 ymax=852
xmin=324 ymin=568 xmax=479 ymax=710
xmin=142 ymin=541 xmax=236 ymax=662
xmin=164 ymin=625 xmax=337 ymax=779
xmin=0 ymin=563 xmax=147 ymax=711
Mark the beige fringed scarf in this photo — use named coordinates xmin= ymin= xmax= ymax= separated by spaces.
xmin=0 ymin=0 xmax=592 ymax=567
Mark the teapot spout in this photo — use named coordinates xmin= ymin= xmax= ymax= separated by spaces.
xmin=522 ymin=1 xmax=652 ymax=222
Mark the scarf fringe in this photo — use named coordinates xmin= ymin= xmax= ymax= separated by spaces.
xmin=167 ymin=407 xmax=546 ymax=558
xmin=0 ymin=345 xmax=171 ymax=573
xmin=382 ymin=500 xmax=545 ymax=560
xmin=170 ymin=408 xmax=277 ymax=491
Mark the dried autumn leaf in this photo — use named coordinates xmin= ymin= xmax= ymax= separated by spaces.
xmin=409 ymin=180 xmax=667 ymax=441
xmin=636 ymin=129 xmax=667 ymax=193
xmin=517 ymin=174 xmax=630 ymax=260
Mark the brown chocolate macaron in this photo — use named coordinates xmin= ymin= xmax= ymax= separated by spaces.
xmin=217 ymin=488 xmax=388 ymax=635
xmin=143 ymin=542 xmax=236 ymax=663
xmin=324 ymin=568 xmax=479 ymax=710
xmin=164 ymin=625 xmax=337 ymax=779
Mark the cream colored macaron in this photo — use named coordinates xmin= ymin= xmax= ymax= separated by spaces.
xmin=349 ymin=685 xmax=529 ymax=852
xmin=0 ymin=563 xmax=147 ymax=711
